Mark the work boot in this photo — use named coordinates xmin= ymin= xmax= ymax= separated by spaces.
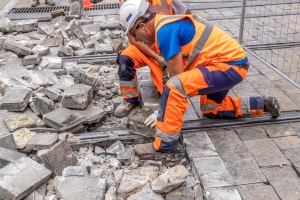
xmin=134 ymin=143 xmax=157 ymax=156
xmin=31 ymin=0 xmax=40 ymax=7
xmin=45 ymin=0 xmax=55 ymax=6
xmin=114 ymin=100 xmax=139 ymax=118
xmin=264 ymin=96 xmax=280 ymax=118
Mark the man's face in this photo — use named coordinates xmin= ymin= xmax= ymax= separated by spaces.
xmin=128 ymin=20 xmax=154 ymax=46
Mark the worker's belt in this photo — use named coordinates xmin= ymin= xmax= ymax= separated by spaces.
xmin=234 ymin=63 xmax=249 ymax=70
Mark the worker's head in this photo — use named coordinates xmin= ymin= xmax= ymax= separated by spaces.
xmin=119 ymin=0 xmax=156 ymax=45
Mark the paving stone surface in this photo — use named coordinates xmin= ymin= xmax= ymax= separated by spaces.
xmin=235 ymin=126 xmax=269 ymax=141
xmin=262 ymin=123 xmax=297 ymax=138
xmin=244 ymin=139 xmax=289 ymax=167
xmin=0 ymin=146 xmax=25 ymax=168
xmin=0 ymin=133 xmax=17 ymax=151
xmin=208 ymin=130 xmax=248 ymax=154
xmin=237 ymin=184 xmax=280 ymax=200
xmin=192 ymin=156 xmax=234 ymax=188
xmin=203 ymin=187 xmax=242 ymax=200
xmin=262 ymin=166 xmax=300 ymax=200
xmin=25 ymin=133 xmax=58 ymax=150
xmin=283 ymin=147 xmax=300 ymax=174
xmin=220 ymin=152 xmax=267 ymax=185
xmin=273 ymin=136 xmax=300 ymax=150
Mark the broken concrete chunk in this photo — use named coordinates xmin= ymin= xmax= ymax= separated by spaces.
xmin=117 ymin=147 xmax=135 ymax=166
xmin=29 ymin=101 xmax=41 ymax=116
xmin=151 ymin=165 xmax=189 ymax=193
xmin=43 ymin=107 xmax=85 ymax=129
xmin=62 ymin=84 xmax=93 ymax=110
xmin=23 ymin=54 xmax=39 ymax=66
xmin=11 ymin=19 xmax=38 ymax=33
xmin=13 ymin=128 xmax=36 ymax=149
xmin=4 ymin=39 xmax=32 ymax=56
xmin=4 ymin=114 xmax=36 ymax=132
xmin=111 ymin=39 xmax=122 ymax=52
xmin=82 ymin=23 xmax=100 ymax=36
xmin=111 ymin=30 xmax=122 ymax=39
xmin=165 ymin=186 xmax=194 ymax=200
xmin=24 ymin=183 xmax=46 ymax=200
xmin=0 ymin=157 xmax=51 ymax=200
xmin=51 ymin=9 xmax=65 ymax=19
xmin=65 ymin=19 xmax=88 ymax=41
xmin=55 ymin=75 xmax=74 ymax=91
xmin=44 ymin=86 xmax=62 ymax=101
xmin=32 ymin=45 xmax=50 ymax=56
xmin=0 ymin=134 xmax=17 ymax=151
xmin=33 ymin=96 xmax=55 ymax=115
xmin=74 ymin=48 xmax=94 ymax=56
xmin=127 ymin=184 xmax=164 ymax=200
xmin=40 ymin=38 xmax=61 ymax=47
xmin=58 ymin=44 xmax=74 ymax=57
xmin=67 ymin=39 xmax=84 ymax=50
xmin=94 ymin=43 xmax=114 ymax=54
xmin=62 ymin=166 xmax=89 ymax=177
xmin=27 ymin=31 xmax=47 ymax=40
xmin=28 ymin=70 xmax=58 ymax=87
xmin=25 ymin=133 xmax=58 ymax=151
xmin=41 ymin=56 xmax=62 ymax=69
xmin=54 ymin=176 xmax=106 ymax=200
xmin=39 ymin=139 xmax=77 ymax=176
xmin=0 ymin=146 xmax=26 ymax=168
xmin=74 ymin=104 xmax=105 ymax=123
xmin=106 ymin=140 xmax=125 ymax=154
xmin=0 ymin=87 xmax=32 ymax=111
xmin=0 ymin=18 xmax=11 ymax=33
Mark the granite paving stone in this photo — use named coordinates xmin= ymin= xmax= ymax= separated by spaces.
xmin=283 ymin=147 xmax=300 ymax=174
xmin=0 ymin=146 xmax=26 ymax=168
xmin=272 ymin=136 xmax=300 ymax=150
xmin=244 ymin=139 xmax=289 ymax=167
xmin=262 ymin=123 xmax=297 ymax=137
xmin=25 ymin=133 xmax=58 ymax=151
xmin=262 ymin=166 xmax=300 ymax=200
xmin=220 ymin=152 xmax=267 ymax=185
xmin=203 ymin=187 xmax=242 ymax=200
xmin=208 ymin=130 xmax=248 ymax=154
xmin=183 ymin=131 xmax=218 ymax=160
xmin=237 ymin=184 xmax=280 ymax=200
xmin=0 ymin=133 xmax=17 ymax=151
xmin=191 ymin=156 xmax=234 ymax=188
xmin=288 ymin=121 xmax=300 ymax=135
xmin=235 ymin=126 xmax=269 ymax=141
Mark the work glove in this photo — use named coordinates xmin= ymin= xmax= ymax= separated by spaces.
xmin=155 ymin=55 xmax=166 ymax=70
xmin=144 ymin=110 xmax=158 ymax=128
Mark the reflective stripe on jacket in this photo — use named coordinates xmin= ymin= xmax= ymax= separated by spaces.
xmin=154 ymin=14 xmax=247 ymax=71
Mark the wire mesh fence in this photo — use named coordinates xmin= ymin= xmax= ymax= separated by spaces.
xmin=240 ymin=0 xmax=300 ymax=86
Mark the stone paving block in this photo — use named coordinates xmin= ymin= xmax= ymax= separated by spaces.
xmin=74 ymin=105 xmax=105 ymax=123
xmin=43 ymin=107 xmax=85 ymax=129
xmin=0 ymin=18 xmax=11 ymax=33
xmin=203 ymin=187 xmax=242 ymax=200
xmin=27 ymin=32 xmax=47 ymax=40
xmin=44 ymin=86 xmax=62 ymax=102
xmin=4 ymin=40 xmax=32 ymax=56
xmin=32 ymin=45 xmax=50 ymax=57
xmin=208 ymin=130 xmax=248 ymax=154
xmin=237 ymin=184 xmax=280 ymax=200
xmin=74 ymin=48 xmax=94 ymax=56
xmin=262 ymin=123 xmax=297 ymax=138
xmin=272 ymin=136 xmax=300 ymax=150
xmin=235 ymin=126 xmax=269 ymax=141
xmin=94 ymin=43 xmax=114 ymax=54
xmin=0 ymin=133 xmax=17 ymax=151
xmin=54 ymin=176 xmax=106 ymax=200
xmin=39 ymin=139 xmax=77 ymax=176
xmin=11 ymin=19 xmax=37 ymax=33
xmin=283 ymin=147 xmax=300 ymax=174
xmin=23 ymin=54 xmax=39 ymax=66
xmin=0 ymin=88 xmax=32 ymax=111
xmin=25 ymin=133 xmax=58 ymax=151
xmin=183 ymin=131 xmax=218 ymax=159
xmin=244 ymin=139 xmax=289 ymax=167
xmin=58 ymin=44 xmax=74 ymax=57
xmin=220 ymin=152 xmax=267 ymax=185
xmin=4 ymin=114 xmax=36 ymax=132
xmin=63 ymin=84 xmax=93 ymax=110
xmin=0 ymin=146 xmax=26 ymax=168
xmin=288 ymin=121 xmax=300 ymax=135
xmin=33 ymin=96 xmax=55 ymax=115
xmin=28 ymin=70 xmax=58 ymax=87
xmin=262 ymin=166 xmax=300 ymax=200
xmin=0 ymin=157 xmax=51 ymax=200
xmin=191 ymin=156 xmax=234 ymax=188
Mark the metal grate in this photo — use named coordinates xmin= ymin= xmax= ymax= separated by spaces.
xmin=8 ymin=3 xmax=120 ymax=14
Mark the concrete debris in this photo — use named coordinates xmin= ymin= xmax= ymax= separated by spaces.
xmin=0 ymin=133 xmax=17 ymax=151
xmin=39 ymin=139 xmax=78 ymax=176
xmin=62 ymin=165 xmax=89 ymax=177
xmin=58 ymin=44 xmax=74 ymax=57
xmin=33 ymin=96 xmax=55 ymax=115
xmin=127 ymin=184 xmax=164 ymax=200
xmin=54 ymin=176 xmax=106 ymax=200
xmin=62 ymin=83 xmax=93 ymax=110
xmin=151 ymin=165 xmax=189 ymax=193
xmin=23 ymin=54 xmax=39 ymax=66
xmin=25 ymin=133 xmax=58 ymax=151
xmin=106 ymin=140 xmax=125 ymax=154
xmin=4 ymin=39 xmax=32 ymax=56
xmin=4 ymin=114 xmax=36 ymax=132
xmin=0 ymin=18 xmax=11 ymax=33
xmin=41 ymin=56 xmax=62 ymax=69
xmin=0 ymin=157 xmax=52 ymax=200
xmin=0 ymin=146 xmax=26 ymax=168
xmin=51 ymin=9 xmax=65 ymax=19
xmin=32 ymin=45 xmax=50 ymax=57
xmin=11 ymin=19 xmax=38 ymax=33
xmin=0 ymin=88 xmax=32 ymax=111
xmin=74 ymin=48 xmax=94 ymax=56
xmin=12 ymin=128 xmax=36 ymax=149
xmin=117 ymin=147 xmax=135 ymax=166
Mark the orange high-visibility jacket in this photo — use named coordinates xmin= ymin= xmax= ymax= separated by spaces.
xmin=154 ymin=14 xmax=247 ymax=71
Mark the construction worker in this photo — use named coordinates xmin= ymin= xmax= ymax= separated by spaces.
xmin=114 ymin=0 xmax=191 ymax=118
xmin=31 ymin=0 xmax=55 ymax=7
xmin=119 ymin=0 xmax=281 ymax=154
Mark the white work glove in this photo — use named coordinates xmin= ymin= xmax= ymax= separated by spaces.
xmin=144 ymin=110 xmax=158 ymax=128
xmin=155 ymin=55 xmax=166 ymax=70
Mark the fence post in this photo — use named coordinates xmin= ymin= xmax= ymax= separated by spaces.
xmin=239 ymin=0 xmax=247 ymax=44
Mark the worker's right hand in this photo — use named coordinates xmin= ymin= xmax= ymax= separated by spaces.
xmin=155 ymin=56 xmax=166 ymax=70
xmin=144 ymin=110 xmax=158 ymax=128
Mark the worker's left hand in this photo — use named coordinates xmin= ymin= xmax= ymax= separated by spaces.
xmin=155 ymin=56 xmax=166 ymax=70
xmin=144 ymin=110 xmax=158 ymax=128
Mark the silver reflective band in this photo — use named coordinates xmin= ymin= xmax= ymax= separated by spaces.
xmin=119 ymin=79 xmax=137 ymax=88
xmin=156 ymin=128 xmax=181 ymax=142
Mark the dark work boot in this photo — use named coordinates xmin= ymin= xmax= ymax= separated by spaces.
xmin=134 ymin=143 xmax=157 ymax=156
xmin=264 ymin=96 xmax=280 ymax=118
xmin=114 ymin=100 xmax=139 ymax=118
xmin=45 ymin=0 xmax=55 ymax=6
xmin=31 ymin=0 xmax=40 ymax=7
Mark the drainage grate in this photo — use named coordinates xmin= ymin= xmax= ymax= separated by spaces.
xmin=6 ymin=3 xmax=121 ymax=19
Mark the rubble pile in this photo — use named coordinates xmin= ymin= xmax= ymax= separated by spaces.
xmin=0 ymin=13 xmax=203 ymax=200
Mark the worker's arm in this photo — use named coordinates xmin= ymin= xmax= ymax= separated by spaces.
xmin=172 ymin=0 xmax=192 ymax=15
xmin=166 ymin=52 xmax=184 ymax=77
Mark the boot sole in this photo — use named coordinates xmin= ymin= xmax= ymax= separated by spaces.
xmin=266 ymin=97 xmax=280 ymax=118
xmin=113 ymin=102 xmax=139 ymax=118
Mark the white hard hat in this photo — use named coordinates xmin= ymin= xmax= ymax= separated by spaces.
xmin=119 ymin=0 xmax=149 ymax=34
